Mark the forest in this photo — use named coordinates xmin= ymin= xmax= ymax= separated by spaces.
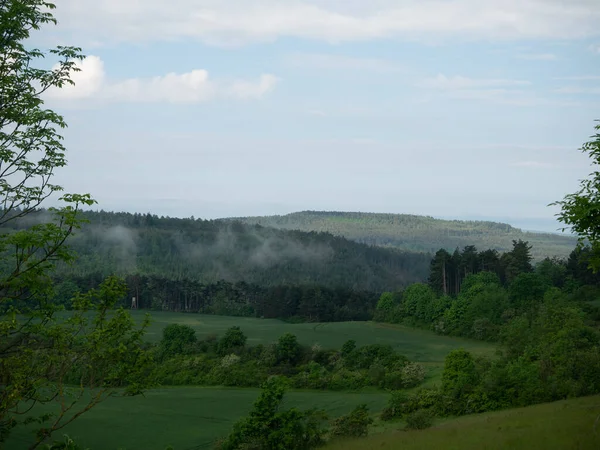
xmin=1 ymin=209 xmax=432 ymax=292
xmin=230 ymin=211 xmax=577 ymax=258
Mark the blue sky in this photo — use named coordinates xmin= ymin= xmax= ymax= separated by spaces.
xmin=37 ymin=0 xmax=600 ymax=232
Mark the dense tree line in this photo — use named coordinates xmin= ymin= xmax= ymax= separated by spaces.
xmin=53 ymin=273 xmax=379 ymax=322
xmin=151 ymin=324 xmax=426 ymax=392
xmin=382 ymin=294 xmax=600 ymax=422
xmin=375 ymin=240 xmax=600 ymax=341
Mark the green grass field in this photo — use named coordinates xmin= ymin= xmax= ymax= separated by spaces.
xmin=8 ymin=387 xmax=390 ymax=450
xmin=7 ymin=312 xmax=498 ymax=449
xmin=136 ymin=311 xmax=494 ymax=364
xmin=326 ymin=395 xmax=600 ymax=450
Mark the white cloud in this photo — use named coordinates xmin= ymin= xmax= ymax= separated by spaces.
xmin=46 ymin=56 xmax=105 ymax=100
xmin=589 ymin=43 xmax=600 ymax=53
xmin=226 ymin=74 xmax=279 ymax=99
xmin=554 ymin=75 xmax=600 ymax=81
xmin=51 ymin=0 xmax=600 ymax=46
xmin=554 ymin=85 xmax=600 ymax=95
xmin=45 ymin=56 xmax=278 ymax=104
xmin=516 ymin=53 xmax=557 ymax=60
xmin=511 ymin=161 xmax=556 ymax=168
xmin=417 ymin=74 xmax=583 ymax=106
xmin=286 ymin=53 xmax=405 ymax=73
xmin=418 ymin=74 xmax=531 ymax=90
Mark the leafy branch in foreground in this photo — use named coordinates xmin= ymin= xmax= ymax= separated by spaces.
xmin=1 ymin=1 xmax=153 ymax=447
xmin=551 ymin=120 xmax=600 ymax=270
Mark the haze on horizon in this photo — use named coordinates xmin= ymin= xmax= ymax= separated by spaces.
xmin=38 ymin=0 xmax=599 ymax=234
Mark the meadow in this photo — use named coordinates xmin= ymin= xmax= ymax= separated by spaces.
xmin=8 ymin=387 xmax=390 ymax=450
xmin=8 ymin=311 xmax=496 ymax=449
xmin=326 ymin=394 xmax=600 ymax=450
xmin=135 ymin=311 xmax=494 ymax=364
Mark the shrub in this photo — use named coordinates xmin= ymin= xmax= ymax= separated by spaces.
xmin=401 ymin=362 xmax=426 ymax=388
xmin=218 ymin=377 xmax=327 ymax=450
xmin=381 ymin=388 xmax=442 ymax=421
xmin=330 ymin=404 xmax=373 ymax=439
xmin=217 ymin=327 xmax=247 ymax=356
xmin=221 ymin=354 xmax=241 ymax=368
xmin=160 ymin=324 xmax=197 ymax=358
xmin=276 ymin=333 xmax=303 ymax=365
xmin=405 ymin=409 xmax=433 ymax=430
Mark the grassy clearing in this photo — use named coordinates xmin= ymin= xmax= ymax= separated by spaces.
xmin=326 ymin=395 xmax=600 ymax=450
xmin=7 ymin=387 xmax=390 ymax=450
xmin=6 ymin=312 xmax=500 ymax=449
xmin=136 ymin=311 xmax=494 ymax=364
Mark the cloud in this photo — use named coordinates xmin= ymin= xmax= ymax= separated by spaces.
xmin=52 ymin=0 xmax=600 ymax=46
xmin=511 ymin=161 xmax=556 ymax=168
xmin=418 ymin=74 xmax=530 ymax=90
xmin=554 ymin=75 xmax=600 ymax=81
xmin=589 ymin=43 xmax=600 ymax=53
xmin=554 ymin=86 xmax=600 ymax=94
xmin=516 ymin=53 xmax=557 ymax=60
xmin=417 ymin=74 xmax=581 ymax=106
xmin=45 ymin=56 xmax=278 ymax=104
xmin=226 ymin=74 xmax=279 ymax=99
xmin=286 ymin=53 xmax=405 ymax=73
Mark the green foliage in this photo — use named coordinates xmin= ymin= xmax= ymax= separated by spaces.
xmin=340 ymin=340 xmax=356 ymax=357
xmin=330 ymin=404 xmax=373 ymax=439
xmin=151 ymin=328 xmax=423 ymax=393
xmin=42 ymin=435 xmax=88 ymax=450
xmin=441 ymin=350 xmax=479 ymax=398
xmin=1 ymin=276 xmax=153 ymax=447
xmin=401 ymin=283 xmax=437 ymax=323
xmin=160 ymin=324 xmax=197 ymax=358
xmin=276 ymin=333 xmax=302 ymax=365
xmin=218 ymin=377 xmax=328 ymax=450
xmin=217 ymin=326 xmax=247 ymax=356
xmin=508 ymin=272 xmax=548 ymax=312
xmin=0 ymin=4 xmax=153 ymax=447
xmin=404 ymin=409 xmax=433 ymax=430
xmin=380 ymin=389 xmax=442 ymax=421
xmin=552 ymin=120 xmax=600 ymax=271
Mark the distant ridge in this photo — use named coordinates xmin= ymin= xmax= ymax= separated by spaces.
xmin=226 ymin=210 xmax=577 ymax=259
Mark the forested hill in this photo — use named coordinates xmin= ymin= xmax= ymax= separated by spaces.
xmin=11 ymin=210 xmax=431 ymax=292
xmin=227 ymin=211 xmax=577 ymax=260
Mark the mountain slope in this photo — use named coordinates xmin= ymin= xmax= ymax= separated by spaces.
xmin=228 ymin=211 xmax=577 ymax=259
xmin=6 ymin=210 xmax=431 ymax=292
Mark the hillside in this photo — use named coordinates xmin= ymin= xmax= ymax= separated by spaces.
xmin=228 ymin=211 xmax=577 ymax=259
xmin=326 ymin=394 xmax=600 ymax=450
xmin=5 ymin=210 xmax=431 ymax=293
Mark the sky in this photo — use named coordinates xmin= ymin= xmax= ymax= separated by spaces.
xmin=35 ymin=0 xmax=600 ymax=232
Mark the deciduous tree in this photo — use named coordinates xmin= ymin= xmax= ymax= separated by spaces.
xmin=0 ymin=2 xmax=151 ymax=447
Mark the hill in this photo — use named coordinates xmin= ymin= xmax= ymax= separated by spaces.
xmin=6 ymin=210 xmax=431 ymax=293
xmin=227 ymin=211 xmax=577 ymax=259
xmin=326 ymin=394 xmax=600 ymax=450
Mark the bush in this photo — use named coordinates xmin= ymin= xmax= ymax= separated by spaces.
xmin=405 ymin=409 xmax=433 ymax=430
xmin=401 ymin=362 xmax=426 ymax=388
xmin=381 ymin=388 xmax=442 ymax=421
xmin=219 ymin=377 xmax=328 ymax=450
xmin=330 ymin=404 xmax=373 ymax=439
xmin=160 ymin=324 xmax=197 ymax=358
xmin=217 ymin=327 xmax=247 ymax=356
